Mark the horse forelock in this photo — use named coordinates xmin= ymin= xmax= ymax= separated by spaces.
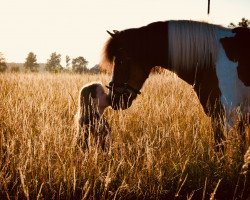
xmin=168 ymin=20 xmax=227 ymax=71
xmin=99 ymin=37 xmax=116 ymax=74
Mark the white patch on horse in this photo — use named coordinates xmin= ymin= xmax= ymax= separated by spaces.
xmin=216 ymin=29 xmax=250 ymax=126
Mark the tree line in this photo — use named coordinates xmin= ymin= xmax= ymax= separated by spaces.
xmin=229 ymin=17 xmax=250 ymax=28
xmin=0 ymin=52 xmax=99 ymax=74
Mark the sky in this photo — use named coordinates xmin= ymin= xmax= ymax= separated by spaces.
xmin=0 ymin=0 xmax=249 ymax=68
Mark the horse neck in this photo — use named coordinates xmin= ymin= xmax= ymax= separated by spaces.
xmin=176 ymin=68 xmax=199 ymax=85
xmin=129 ymin=63 xmax=152 ymax=90
xmin=162 ymin=65 xmax=198 ymax=86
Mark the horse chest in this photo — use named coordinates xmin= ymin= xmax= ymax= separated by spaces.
xmin=216 ymin=30 xmax=250 ymax=125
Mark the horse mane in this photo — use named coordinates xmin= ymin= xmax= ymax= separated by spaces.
xmin=168 ymin=20 xmax=227 ymax=71
xmin=100 ymin=20 xmax=229 ymax=73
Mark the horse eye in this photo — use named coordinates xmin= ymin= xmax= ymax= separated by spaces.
xmin=116 ymin=59 xmax=122 ymax=65
xmin=115 ymin=57 xmax=123 ymax=65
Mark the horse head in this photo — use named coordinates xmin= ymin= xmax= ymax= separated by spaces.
xmin=101 ymin=30 xmax=152 ymax=110
xmin=106 ymin=57 xmax=148 ymax=110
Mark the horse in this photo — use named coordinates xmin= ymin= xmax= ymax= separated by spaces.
xmin=100 ymin=20 xmax=250 ymax=151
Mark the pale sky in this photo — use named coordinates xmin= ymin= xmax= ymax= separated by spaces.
xmin=1 ymin=0 xmax=249 ymax=68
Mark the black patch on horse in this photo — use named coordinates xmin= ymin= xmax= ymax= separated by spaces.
xmin=220 ymin=27 xmax=250 ymax=86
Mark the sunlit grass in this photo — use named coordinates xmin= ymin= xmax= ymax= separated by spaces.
xmin=0 ymin=72 xmax=249 ymax=199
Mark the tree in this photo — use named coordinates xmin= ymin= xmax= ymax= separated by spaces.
xmin=24 ymin=52 xmax=39 ymax=72
xmin=72 ymin=56 xmax=88 ymax=74
xmin=66 ymin=55 xmax=71 ymax=69
xmin=0 ymin=52 xmax=7 ymax=72
xmin=45 ymin=52 xmax=63 ymax=73
xmin=238 ymin=18 xmax=250 ymax=27
xmin=229 ymin=18 xmax=250 ymax=28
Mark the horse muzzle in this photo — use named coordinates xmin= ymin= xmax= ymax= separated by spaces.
xmin=106 ymin=83 xmax=140 ymax=110
xmin=108 ymin=91 xmax=135 ymax=110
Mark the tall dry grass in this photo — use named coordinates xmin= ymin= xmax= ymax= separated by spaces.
xmin=0 ymin=72 xmax=249 ymax=200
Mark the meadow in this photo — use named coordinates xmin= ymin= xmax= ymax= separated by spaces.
xmin=0 ymin=72 xmax=249 ymax=200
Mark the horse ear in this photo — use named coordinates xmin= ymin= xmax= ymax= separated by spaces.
xmin=113 ymin=30 xmax=119 ymax=34
xmin=107 ymin=30 xmax=115 ymax=37
xmin=107 ymin=30 xmax=120 ymax=37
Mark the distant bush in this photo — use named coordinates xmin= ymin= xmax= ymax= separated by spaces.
xmin=10 ymin=66 xmax=20 ymax=72
xmin=0 ymin=52 xmax=7 ymax=72
xmin=0 ymin=63 xmax=7 ymax=72
xmin=8 ymin=63 xmax=23 ymax=72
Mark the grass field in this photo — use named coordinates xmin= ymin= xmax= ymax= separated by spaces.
xmin=0 ymin=72 xmax=249 ymax=200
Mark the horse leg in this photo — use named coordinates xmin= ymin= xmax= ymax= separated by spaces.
xmin=242 ymin=146 xmax=250 ymax=175
xmin=192 ymin=67 xmax=226 ymax=152
xmin=237 ymin=114 xmax=249 ymax=154
xmin=212 ymin=117 xmax=225 ymax=152
xmin=237 ymin=120 xmax=246 ymax=154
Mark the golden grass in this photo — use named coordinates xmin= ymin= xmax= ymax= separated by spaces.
xmin=0 ymin=72 xmax=249 ymax=200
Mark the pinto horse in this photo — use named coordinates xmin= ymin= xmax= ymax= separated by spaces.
xmin=100 ymin=20 xmax=250 ymax=151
